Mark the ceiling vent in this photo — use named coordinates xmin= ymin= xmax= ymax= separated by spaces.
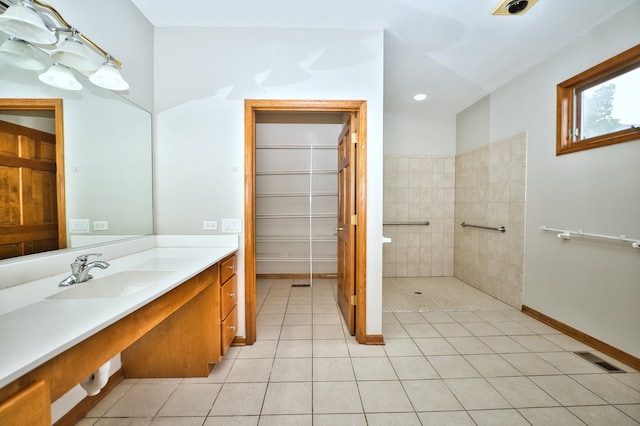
xmin=492 ymin=0 xmax=538 ymax=15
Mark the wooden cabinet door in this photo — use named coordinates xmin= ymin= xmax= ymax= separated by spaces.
xmin=0 ymin=381 xmax=50 ymax=426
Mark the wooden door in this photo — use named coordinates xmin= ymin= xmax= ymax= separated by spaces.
xmin=0 ymin=120 xmax=59 ymax=259
xmin=337 ymin=113 xmax=357 ymax=335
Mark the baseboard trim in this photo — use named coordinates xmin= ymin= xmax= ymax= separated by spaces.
xmin=232 ymin=336 xmax=246 ymax=346
xmin=521 ymin=305 xmax=639 ymax=371
xmin=54 ymin=369 xmax=124 ymax=426
xmin=365 ymin=334 xmax=385 ymax=345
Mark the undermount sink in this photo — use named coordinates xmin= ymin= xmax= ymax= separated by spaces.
xmin=47 ymin=270 xmax=175 ymax=300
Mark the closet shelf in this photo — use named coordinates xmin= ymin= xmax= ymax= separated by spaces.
xmin=256 ymin=236 xmax=337 ymax=243
xmin=256 ymin=144 xmax=337 ymax=150
xmin=256 ymin=191 xmax=338 ymax=198
xmin=256 ymin=169 xmax=337 ymax=176
xmin=256 ymin=256 xmax=338 ymax=262
xmin=256 ymin=128 xmax=339 ymax=275
xmin=256 ymin=213 xmax=338 ymax=219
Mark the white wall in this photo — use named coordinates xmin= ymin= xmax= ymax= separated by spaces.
xmin=384 ymin=109 xmax=456 ymax=155
xmin=458 ymin=3 xmax=640 ymax=357
xmin=153 ymin=27 xmax=385 ymax=336
xmin=456 ymin=95 xmax=490 ymax=153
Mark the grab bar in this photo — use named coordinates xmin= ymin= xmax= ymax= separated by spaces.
xmin=461 ymin=222 xmax=506 ymax=233
xmin=383 ymin=221 xmax=430 ymax=226
xmin=539 ymin=226 xmax=640 ymax=249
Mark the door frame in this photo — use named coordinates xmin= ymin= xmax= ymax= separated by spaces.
xmin=0 ymin=98 xmax=67 ymax=252
xmin=244 ymin=99 xmax=368 ymax=344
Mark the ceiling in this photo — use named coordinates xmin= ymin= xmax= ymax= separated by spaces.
xmin=129 ymin=0 xmax=636 ymax=115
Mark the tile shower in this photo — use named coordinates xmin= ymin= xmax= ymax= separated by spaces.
xmin=383 ymin=155 xmax=456 ymax=278
xmin=383 ymin=132 xmax=527 ymax=309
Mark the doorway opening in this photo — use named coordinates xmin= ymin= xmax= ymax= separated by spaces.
xmin=254 ymin=110 xmax=343 ymax=283
xmin=244 ymin=99 xmax=368 ymax=345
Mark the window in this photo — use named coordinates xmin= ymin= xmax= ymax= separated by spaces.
xmin=556 ymin=44 xmax=640 ymax=155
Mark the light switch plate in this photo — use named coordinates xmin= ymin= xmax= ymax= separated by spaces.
xmin=70 ymin=219 xmax=90 ymax=233
xmin=221 ymin=218 xmax=241 ymax=233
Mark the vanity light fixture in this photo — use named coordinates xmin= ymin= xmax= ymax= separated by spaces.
xmin=0 ymin=36 xmax=44 ymax=69
xmin=38 ymin=62 xmax=82 ymax=90
xmin=89 ymin=56 xmax=129 ymax=91
xmin=0 ymin=0 xmax=56 ymax=44
xmin=0 ymin=0 xmax=128 ymax=91
xmin=50 ymin=31 xmax=97 ymax=72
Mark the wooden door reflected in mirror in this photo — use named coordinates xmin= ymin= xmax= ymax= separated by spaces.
xmin=0 ymin=99 xmax=66 ymax=260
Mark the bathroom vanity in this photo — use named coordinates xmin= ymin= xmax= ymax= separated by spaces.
xmin=0 ymin=237 xmax=238 ymax=425
xmin=120 ymin=252 xmax=238 ymax=377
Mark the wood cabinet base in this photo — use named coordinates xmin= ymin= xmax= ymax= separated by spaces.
xmin=122 ymin=282 xmax=220 ymax=377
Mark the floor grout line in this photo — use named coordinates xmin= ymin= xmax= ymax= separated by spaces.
xmin=79 ymin=277 xmax=640 ymax=425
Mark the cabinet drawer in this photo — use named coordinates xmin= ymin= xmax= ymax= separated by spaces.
xmin=220 ymin=253 xmax=237 ymax=284
xmin=221 ymin=274 xmax=237 ymax=320
xmin=0 ymin=381 xmax=50 ymax=426
xmin=221 ymin=304 xmax=237 ymax=356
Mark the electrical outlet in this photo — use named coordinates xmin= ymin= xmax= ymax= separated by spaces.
xmin=203 ymin=220 xmax=218 ymax=231
xmin=93 ymin=221 xmax=109 ymax=231
xmin=280 ymin=251 xmax=288 ymax=258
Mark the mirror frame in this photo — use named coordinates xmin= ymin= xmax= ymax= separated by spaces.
xmin=0 ymin=98 xmax=67 ymax=252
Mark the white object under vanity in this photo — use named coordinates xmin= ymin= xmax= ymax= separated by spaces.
xmin=0 ymin=235 xmax=238 ymax=425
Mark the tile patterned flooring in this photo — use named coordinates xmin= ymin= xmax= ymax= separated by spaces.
xmin=79 ymin=278 xmax=640 ymax=425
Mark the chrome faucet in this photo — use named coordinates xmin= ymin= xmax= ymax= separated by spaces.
xmin=59 ymin=253 xmax=110 ymax=287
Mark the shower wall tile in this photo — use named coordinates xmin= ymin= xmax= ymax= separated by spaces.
xmin=454 ymin=133 xmax=527 ymax=309
xmin=383 ymin=155 xmax=455 ymax=278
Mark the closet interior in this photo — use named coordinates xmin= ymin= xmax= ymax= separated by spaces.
xmin=255 ymin=112 xmax=345 ymax=281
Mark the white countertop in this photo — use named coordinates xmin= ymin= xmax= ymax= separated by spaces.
xmin=0 ymin=245 xmax=236 ymax=389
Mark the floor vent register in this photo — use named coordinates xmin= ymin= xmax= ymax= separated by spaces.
xmin=574 ymin=352 xmax=625 ymax=373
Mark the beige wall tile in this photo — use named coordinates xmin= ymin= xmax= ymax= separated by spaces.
xmin=383 ymin=154 xmax=455 ymax=277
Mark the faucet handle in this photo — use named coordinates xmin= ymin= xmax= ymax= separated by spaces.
xmin=75 ymin=253 xmax=103 ymax=263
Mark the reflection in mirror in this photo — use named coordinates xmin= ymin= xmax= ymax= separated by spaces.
xmin=0 ymin=33 xmax=153 ymax=262
xmin=0 ymin=99 xmax=65 ymax=260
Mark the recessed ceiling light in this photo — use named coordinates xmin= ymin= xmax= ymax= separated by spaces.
xmin=413 ymin=93 xmax=428 ymax=101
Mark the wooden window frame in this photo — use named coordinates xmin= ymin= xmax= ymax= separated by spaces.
xmin=556 ymin=44 xmax=640 ymax=155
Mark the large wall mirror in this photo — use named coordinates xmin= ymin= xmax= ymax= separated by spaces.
xmin=0 ymin=33 xmax=153 ymax=262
